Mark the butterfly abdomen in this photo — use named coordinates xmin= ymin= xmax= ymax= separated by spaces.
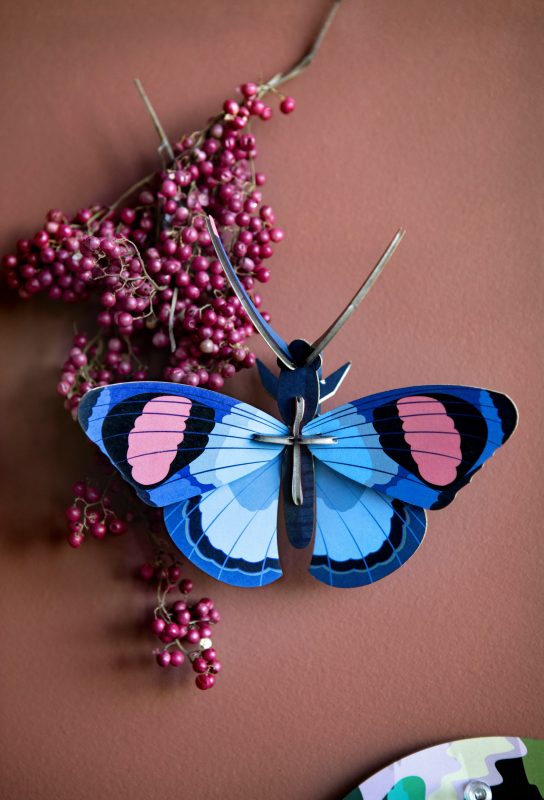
xmin=282 ymin=446 xmax=315 ymax=549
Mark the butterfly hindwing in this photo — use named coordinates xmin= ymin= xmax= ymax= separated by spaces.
xmin=78 ymin=381 xmax=288 ymax=508
xmin=305 ymin=385 xmax=517 ymax=509
xmin=311 ymin=462 xmax=426 ymax=588
xmin=164 ymin=458 xmax=283 ymax=587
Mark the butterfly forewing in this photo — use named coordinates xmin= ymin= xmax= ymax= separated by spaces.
xmin=78 ymin=381 xmax=286 ymax=505
xmin=305 ymin=385 xmax=517 ymax=510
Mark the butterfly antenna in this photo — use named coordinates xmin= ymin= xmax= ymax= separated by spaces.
xmin=304 ymin=228 xmax=406 ymax=365
xmin=205 ymin=215 xmax=296 ymax=369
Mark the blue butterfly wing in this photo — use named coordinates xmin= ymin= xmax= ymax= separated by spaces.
xmin=311 ymin=462 xmax=426 ymax=587
xmin=164 ymin=458 xmax=283 ymax=587
xmin=78 ymin=381 xmax=287 ymax=507
xmin=305 ymin=385 xmax=517 ymax=509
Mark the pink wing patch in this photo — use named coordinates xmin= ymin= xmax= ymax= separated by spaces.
xmin=396 ymin=395 xmax=462 ymax=486
xmin=127 ymin=396 xmax=192 ymax=485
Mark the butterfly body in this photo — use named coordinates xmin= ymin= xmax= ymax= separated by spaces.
xmin=266 ymin=338 xmax=322 ymax=550
xmin=256 ymin=337 xmax=352 ymax=550
xmin=78 ymin=218 xmax=518 ymax=589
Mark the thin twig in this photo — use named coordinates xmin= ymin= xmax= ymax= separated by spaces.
xmin=264 ymin=0 xmax=342 ymax=91
xmin=134 ymin=78 xmax=175 ymax=164
xmin=168 ymin=287 xmax=179 ymax=352
xmin=89 ymin=173 xmax=154 ymax=224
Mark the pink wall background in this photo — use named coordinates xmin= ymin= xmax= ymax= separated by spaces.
xmin=1 ymin=1 xmax=543 ymax=798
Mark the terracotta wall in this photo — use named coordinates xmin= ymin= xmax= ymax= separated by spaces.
xmin=1 ymin=2 xmax=542 ymax=798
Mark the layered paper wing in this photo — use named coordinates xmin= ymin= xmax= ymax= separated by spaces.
xmin=311 ymin=462 xmax=426 ymax=588
xmin=164 ymin=458 xmax=283 ymax=587
xmin=305 ymin=385 xmax=517 ymax=509
xmin=78 ymin=381 xmax=287 ymax=508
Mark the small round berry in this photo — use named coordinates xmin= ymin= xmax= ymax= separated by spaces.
xmin=109 ymin=519 xmax=127 ymax=535
xmin=240 ymin=82 xmax=258 ymax=98
xmin=65 ymin=506 xmax=81 ymax=522
xmin=250 ymin=99 xmax=265 ymax=116
xmin=68 ymin=531 xmax=84 ymax=548
xmin=161 ymin=179 xmax=177 ymax=198
xmin=101 ymin=291 xmax=116 ymax=308
xmin=85 ymin=486 xmax=101 ymax=503
xmin=170 ymin=650 xmax=185 ymax=667
xmin=90 ymin=521 xmax=107 ymax=539
xmin=165 ymin=622 xmax=180 ymax=639
xmin=184 ymin=628 xmax=200 ymax=644
xmin=195 ymin=673 xmax=215 ymax=690
xmin=223 ymin=99 xmax=239 ymax=116
xmin=200 ymin=339 xmax=214 ymax=354
xmin=179 ymin=579 xmax=193 ymax=594
xmin=177 ymin=609 xmax=191 ymax=626
xmin=120 ymin=207 xmax=136 ymax=224
xmin=194 ymin=601 xmax=210 ymax=619
xmin=139 ymin=563 xmax=155 ymax=581
xmin=167 ymin=565 xmax=182 ymax=582
xmin=151 ymin=618 xmax=166 ymax=635
xmin=279 ymin=96 xmax=296 ymax=114
xmin=192 ymin=657 xmax=208 ymax=673
xmin=156 ymin=651 xmax=171 ymax=668
xmin=208 ymin=373 xmax=224 ymax=390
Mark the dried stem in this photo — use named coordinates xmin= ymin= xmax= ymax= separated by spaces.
xmin=96 ymin=3 xmax=342 ymax=223
xmin=88 ymin=174 xmax=154 ymax=224
xmin=168 ymin=287 xmax=178 ymax=352
xmin=134 ymin=78 xmax=175 ymax=164
xmin=134 ymin=1 xmax=342 ymax=155
xmin=264 ymin=0 xmax=342 ymax=92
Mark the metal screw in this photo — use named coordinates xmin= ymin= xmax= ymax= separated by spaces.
xmin=464 ymin=781 xmax=492 ymax=800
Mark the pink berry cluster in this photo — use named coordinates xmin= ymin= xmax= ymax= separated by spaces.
xmin=65 ymin=479 xmax=128 ymax=548
xmin=2 ymin=83 xmax=296 ymax=420
xmin=2 ymin=79 xmax=294 ymax=688
xmin=3 ymin=207 xmax=101 ymax=302
xmin=58 ymin=332 xmax=146 ymax=417
xmin=140 ymin=561 xmax=221 ymax=690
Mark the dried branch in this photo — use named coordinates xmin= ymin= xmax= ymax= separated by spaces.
xmin=264 ymin=0 xmax=342 ymax=91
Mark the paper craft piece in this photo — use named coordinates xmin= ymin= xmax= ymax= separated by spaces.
xmin=78 ymin=219 xmax=518 ymax=588
xmin=342 ymin=736 xmax=544 ymax=799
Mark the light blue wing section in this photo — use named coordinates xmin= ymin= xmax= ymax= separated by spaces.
xmin=164 ymin=457 xmax=283 ymax=588
xmin=78 ymin=381 xmax=287 ymax=508
xmin=311 ymin=462 xmax=426 ymax=588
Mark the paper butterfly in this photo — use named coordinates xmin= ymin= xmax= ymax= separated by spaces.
xmin=79 ymin=219 xmax=517 ymax=589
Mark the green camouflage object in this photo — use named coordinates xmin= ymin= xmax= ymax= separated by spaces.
xmin=342 ymin=737 xmax=544 ymax=799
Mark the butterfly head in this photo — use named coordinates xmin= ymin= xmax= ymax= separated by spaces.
xmin=284 ymin=339 xmax=322 ymax=372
